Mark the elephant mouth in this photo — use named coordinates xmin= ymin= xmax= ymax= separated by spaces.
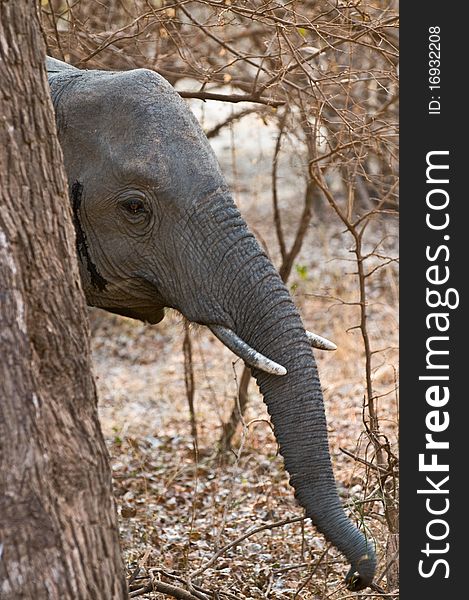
xmin=97 ymin=302 xmax=336 ymax=371
xmin=100 ymin=305 xmax=165 ymax=324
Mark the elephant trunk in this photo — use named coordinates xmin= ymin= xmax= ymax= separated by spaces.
xmin=225 ymin=253 xmax=376 ymax=590
xmin=172 ymin=195 xmax=375 ymax=588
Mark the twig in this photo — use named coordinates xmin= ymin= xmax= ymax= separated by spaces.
xmin=375 ymin=547 xmax=399 ymax=586
xmin=205 ymin=108 xmax=259 ymax=138
xmin=272 ymin=109 xmax=288 ymax=262
xmin=265 ymin=570 xmax=274 ymax=597
xmin=149 ymin=569 xmax=212 ymax=599
xmin=183 ymin=322 xmax=198 ymax=447
xmin=127 ymin=548 xmax=151 ymax=587
xmin=129 ymin=578 xmax=203 ymax=599
xmin=293 ymin=543 xmax=331 ymax=598
xmin=273 ymin=562 xmax=309 ymax=574
xmin=218 ymin=364 xmax=251 ymax=452
xmin=339 ymin=447 xmax=387 ymax=474
xmin=191 ymin=516 xmax=305 ymax=578
xmin=179 ymin=90 xmax=283 ymax=106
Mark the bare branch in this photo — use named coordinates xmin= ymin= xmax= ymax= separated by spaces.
xmin=178 ymin=89 xmax=284 ymax=106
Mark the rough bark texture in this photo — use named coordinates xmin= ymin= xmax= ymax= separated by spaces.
xmin=0 ymin=2 xmax=127 ymax=598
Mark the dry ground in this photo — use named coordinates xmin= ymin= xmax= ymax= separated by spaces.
xmin=90 ymin=102 xmax=398 ymax=599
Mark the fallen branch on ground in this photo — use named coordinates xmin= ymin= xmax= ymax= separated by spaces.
xmin=129 ymin=578 xmax=203 ymax=599
xmin=191 ymin=515 xmax=305 ymax=578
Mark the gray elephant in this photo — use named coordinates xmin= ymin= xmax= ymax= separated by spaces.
xmin=46 ymin=56 xmax=376 ymax=591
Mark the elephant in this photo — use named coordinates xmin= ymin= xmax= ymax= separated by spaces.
xmin=45 ymin=56 xmax=376 ymax=591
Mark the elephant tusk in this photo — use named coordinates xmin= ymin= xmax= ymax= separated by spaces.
xmin=209 ymin=325 xmax=287 ymax=376
xmin=306 ymin=331 xmax=337 ymax=351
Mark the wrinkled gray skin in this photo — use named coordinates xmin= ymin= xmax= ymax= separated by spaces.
xmin=46 ymin=56 xmax=375 ymax=590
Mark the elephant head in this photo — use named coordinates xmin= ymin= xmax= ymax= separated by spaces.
xmin=46 ymin=57 xmax=376 ymax=590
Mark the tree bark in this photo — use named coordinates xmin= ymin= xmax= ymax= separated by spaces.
xmin=0 ymin=2 xmax=127 ymax=598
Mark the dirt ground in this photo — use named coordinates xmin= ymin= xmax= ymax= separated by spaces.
xmin=90 ymin=101 xmax=398 ymax=599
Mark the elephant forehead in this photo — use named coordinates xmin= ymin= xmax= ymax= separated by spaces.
xmin=70 ymin=70 xmax=203 ymax=146
xmin=109 ymin=119 xmax=224 ymax=200
xmin=64 ymin=69 xmax=224 ymax=196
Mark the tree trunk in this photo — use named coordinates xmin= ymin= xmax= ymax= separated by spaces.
xmin=0 ymin=2 xmax=127 ymax=598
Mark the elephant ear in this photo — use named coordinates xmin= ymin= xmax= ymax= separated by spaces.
xmin=46 ymin=56 xmax=79 ymax=75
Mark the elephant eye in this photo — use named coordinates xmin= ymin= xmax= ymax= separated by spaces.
xmin=122 ymin=198 xmax=146 ymax=215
